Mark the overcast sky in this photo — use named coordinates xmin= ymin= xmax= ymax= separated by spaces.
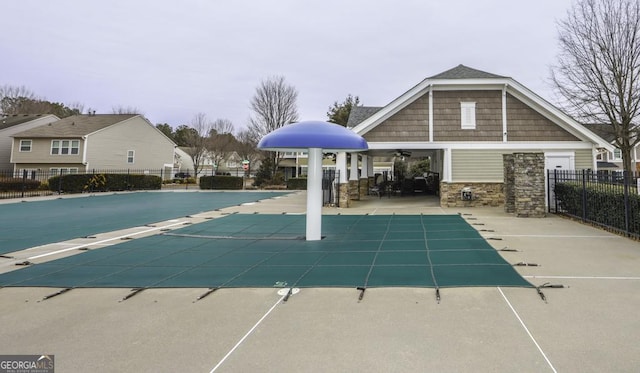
xmin=1 ymin=0 xmax=573 ymax=130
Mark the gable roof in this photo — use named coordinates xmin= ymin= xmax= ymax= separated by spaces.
xmin=346 ymin=106 xmax=382 ymax=128
xmin=0 ymin=114 xmax=59 ymax=131
xmin=427 ymin=64 xmax=506 ymax=80
xmin=11 ymin=114 xmax=138 ymax=137
xmin=582 ymin=124 xmax=616 ymax=143
xmin=351 ymin=64 xmax=615 ymax=152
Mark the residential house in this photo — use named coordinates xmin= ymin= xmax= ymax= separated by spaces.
xmin=278 ymin=151 xmax=339 ymax=179
xmin=174 ymin=148 xmax=257 ymax=178
xmin=0 ymin=114 xmax=59 ymax=172
xmin=10 ymin=114 xmax=176 ymax=177
xmin=344 ymin=64 xmax=614 ymax=207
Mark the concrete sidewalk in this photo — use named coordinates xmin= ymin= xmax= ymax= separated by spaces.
xmin=1 ymin=191 xmax=639 ymax=372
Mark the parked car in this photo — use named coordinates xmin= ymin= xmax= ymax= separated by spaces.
xmin=174 ymin=172 xmax=191 ymax=179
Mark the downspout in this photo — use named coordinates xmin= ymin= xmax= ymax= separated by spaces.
xmin=502 ymin=84 xmax=508 ymax=142
xmin=82 ymin=135 xmax=89 ymax=171
xmin=429 ymin=85 xmax=434 ymax=142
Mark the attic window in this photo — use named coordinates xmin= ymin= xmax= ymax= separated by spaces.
xmin=460 ymin=102 xmax=476 ymax=129
xmin=127 ymin=150 xmax=135 ymax=164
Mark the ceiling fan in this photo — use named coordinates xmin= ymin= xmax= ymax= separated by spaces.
xmin=394 ymin=150 xmax=412 ymax=157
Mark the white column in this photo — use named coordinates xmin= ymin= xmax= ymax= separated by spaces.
xmin=360 ymin=156 xmax=369 ymax=178
xmin=367 ymin=155 xmax=374 ymax=178
xmin=349 ymin=153 xmax=359 ymax=180
xmin=306 ymin=147 xmax=323 ymax=241
xmin=336 ymin=152 xmax=348 ymax=183
xmin=443 ymin=148 xmax=452 ymax=182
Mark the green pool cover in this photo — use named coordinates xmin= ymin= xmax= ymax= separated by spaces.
xmin=0 ymin=214 xmax=533 ymax=289
xmin=0 ymin=191 xmax=289 ymax=255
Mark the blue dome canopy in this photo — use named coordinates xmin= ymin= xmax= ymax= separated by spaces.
xmin=258 ymin=120 xmax=368 ymax=152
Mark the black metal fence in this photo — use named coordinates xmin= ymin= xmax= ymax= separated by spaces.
xmin=0 ymin=168 xmax=202 ymax=199
xmin=322 ymin=169 xmax=340 ymax=206
xmin=548 ymin=169 xmax=640 ymax=238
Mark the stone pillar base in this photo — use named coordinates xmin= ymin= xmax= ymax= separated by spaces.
xmin=348 ymin=179 xmax=359 ymax=201
xmin=338 ymin=183 xmax=350 ymax=208
xmin=359 ymin=178 xmax=369 ymax=198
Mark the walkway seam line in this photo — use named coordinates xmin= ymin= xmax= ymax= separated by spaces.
xmin=209 ymin=293 xmax=286 ymax=373
xmin=524 ymin=275 xmax=640 ymax=280
xmin=27 ymin=221 xmax=187 ymax=260
xmin=498 ymin=287 xmax=557 ymax=373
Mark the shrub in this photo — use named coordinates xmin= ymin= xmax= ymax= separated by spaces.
xmin=555 ymin=181 xmax=640 ymax=234
xmin=286 ymin=178 xmax=307 ymax=190
xmin=0 ymin=177 xmax=41 ymax=192
xmin=199 ymin=175 xmax=243 ymax=190
xmin=48 ymin=173 xmax=162 ymax=193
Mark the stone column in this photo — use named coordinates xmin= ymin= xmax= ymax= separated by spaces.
xmin=503 ymin=154 xmax=515 ymax=213
xmin=514 ymin=152 xmax=546 ymax=217
xmin=359 ymin=155 xmax=370 ymax=197
xmin=336 ymin=152 xmax=349 ymax=207
xmin=349 ymin=153 xmax=359 ymax=201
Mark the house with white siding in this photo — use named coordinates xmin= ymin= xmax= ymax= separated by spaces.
xmin=10 ymin=114 xmax=176 ymax=177
xmin=0 ymin=114 xmax=59 ymax=171
xmin=344 ymin=64 xmax=614 ymax=207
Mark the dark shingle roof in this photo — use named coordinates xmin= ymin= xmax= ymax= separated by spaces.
xmin=0 ymin=114 xmax=56 ymax=131
xmin=12 ymin=114 xmax=138 ymax=137
xmin=428 ymin=64 xmax=506 ymax=80
xmin=597 ymin=161 xmax=620 ymax=169
xmin=582 ymin=124 xmax=616 ymax=143
xmin=347 ymin=106 xmax=382 ymax=127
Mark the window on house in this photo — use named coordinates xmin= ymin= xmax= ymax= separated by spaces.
xmin=460 ymin=102 xmax=476 ymax=129
xmin=613 ymin=148 xmax=622 ymax=161
xmin=19 ymin=140 xmax=32 ymax=152
xmin=127 ymin=150 xmax=135 ymax=164
xmin=51 ymin=140 xmax=80 ymax=155
xmin=50 ymin=168 xmax=78 ymax=176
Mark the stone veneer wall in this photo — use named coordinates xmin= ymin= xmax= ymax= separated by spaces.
xmin=512 ymin=152 xmax=546 ymax=217
xmin=503 ymin=154 xmax=516 ymax=213
xmin=338 ymin=183 xmax=350 ymax=207
xmin=348 ymin=180 xmax=360 ymax=201
xmin=440 ymin=182 xmax=504 ymax=207
xmin=359 ymin=178 xmax=369 ymax=198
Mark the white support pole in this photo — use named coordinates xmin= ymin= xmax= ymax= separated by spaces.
xmin=361 ymin=156 xmax=369 ymax=178
xmin=349 ymin=153 xmax=359 ymax=180
xmin=306 ymin=147 xmax=323 ymax=241
xmin=336 ymin=152 xmax=348 ymax=183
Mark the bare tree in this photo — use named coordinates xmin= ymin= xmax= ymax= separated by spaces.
xmin=236 ymin=128 xmax=260 ymax=173
xmin=68 ymin=101 xmax=85 ymax=115
xmin=552 ymin=0 xmax=640 ymax=174
xmin=247 ymin=76 xmax=299 ymax=178
xmin=111 ymin=105 xmax=144 ymax=115
xmin=183 ymin=113 xmax=212 ymax=176
xmin=0 ymin=85 xmax=38 ymax=114
xmin=207 ymin=118 xmax=236 ymax=173
xmin=0 ymin=85 xmax=83 ymax=117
